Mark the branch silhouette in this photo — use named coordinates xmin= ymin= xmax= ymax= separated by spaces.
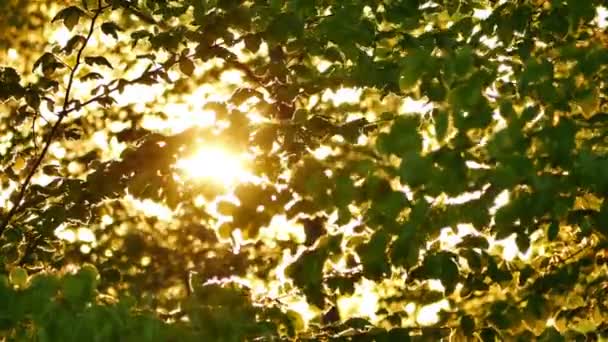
xmin=0 ymin=17 xmax=267 ymax=237
xmin=0 ymin=0 xmax=107 ymax=235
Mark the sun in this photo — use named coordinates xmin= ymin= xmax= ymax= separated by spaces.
xmin=175 ymin=146 xmax=250 ymax=186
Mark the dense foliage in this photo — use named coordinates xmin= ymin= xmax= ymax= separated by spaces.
xmin=1 ymin=0 xmax=608 ymax=340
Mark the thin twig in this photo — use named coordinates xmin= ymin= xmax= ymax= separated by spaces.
xmin=0 ymin=0 xmax=106 ymax=235
xmin=1 ymin=36 xmax=266 ymax=234
xmin=56 ymin=56 xmax=74 ymax=71
xmin=117 ymin=0 xmax=169 ymax=29
xmin=31 ymin=112 xmax=38 ymax=151
xmin=63 ymin=40 xmax=261 ymax=117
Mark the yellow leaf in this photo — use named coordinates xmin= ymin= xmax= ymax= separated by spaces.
xmin=218 ymin=222 xmax=233 ymax=240
xmin=179 ymin=57 xmax=195 ymax=76
xmin=577 ymin=91 xmax=600 ymax=119
xmin=13 ymin=157 xmax=26 ymax=171
xmin=286 ymin=310 xmax=306 ymax=331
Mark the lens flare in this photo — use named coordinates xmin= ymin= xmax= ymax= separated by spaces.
xmin=176 ymin=146 xmax=249 ymax=186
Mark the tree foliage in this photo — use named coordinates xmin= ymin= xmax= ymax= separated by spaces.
xmin=1 ymin=0 xmax=608 ymax=340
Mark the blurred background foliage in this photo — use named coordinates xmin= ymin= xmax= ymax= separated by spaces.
xmin=1 ymin=0 xmax=608 ymax=340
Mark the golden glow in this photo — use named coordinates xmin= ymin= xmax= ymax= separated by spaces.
xmin=284 ymin=298 xmax=317 ymax=329
xmin=314 ymin=59 xmax=332 ymax=72
xmin=176 ymin=146 xmax=250 ymax=186
xmin=101 ymin=215 xmax=114 ymax=227
xmin=142 ymin=103 xmax=216 ymax=132
xmin=259 ymin=215 xmax=306 ymax=244
xmin=77 ymin=228 xmax=96 ymax=243
xmin=0 ymin=182 xmax=17 ymax=211
xmin=141 ymin=256 xmax=151 ymax=266
xmin=311 ymin=145 xmax=333 ymax=160
xmin=337 ymin=279 xmax=379 ymax=322
xmin=220 ymin=70 xmax=244 ymax=84
xmin=493 ymin=233 xmax=533 ymax=261
xmin=399 ymin=97 xmax=433 ymax=114
xmin=597 ymin=6 xmax=608 ymax=28
xmin=322 ymin=87 xmax=361 ymax=106
xmin=114 ymin=84 xmax=164 ymax=107
xmin=126 ymin=195 xmax=174 ymax=221
xmin=32 ymin=12 xmax=544 ymax=318
xmin=91 ymin=131 xmax=127 ymax=160
xmin=51 ymin=26 xmax=71 ymax=46
xmin=55 ymin=224 xmax=76 ymax=243
xmin=473 ymin=8 xmax=493 ymax=20
xmin=7 ymin=48 xmax=19 ymax=61
xmin=416 ymin=299 xmax=450 ymax=326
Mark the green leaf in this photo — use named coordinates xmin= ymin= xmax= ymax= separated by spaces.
xmin=416 ymin=252 xmax=460 ymax=294
xmin=377 ymin=116 xmax=422 ymax=156
xmin=515 ymin=233 xmax=530 ymax=253
xmin=84 ymin=56 xmax=113 ymax=69
xmin=399 ymin=152 xmax=433 ymax=187
xmin=130 ymin=30 xmax=152 ymax=47
xmin=101 ymin=22 xmax=122 ymax=40
xmin=2 ymin=227 xmax=24 ymax=243
xmin=32 ymin=52 xmax=63 ymax=75
xmin=538 ymin=327 xmax=564 ymax=342
xmin=25 ymin=90 xmax=41 ymax=109
xmin=1 ymin=243 xmax=23 ymax=265
xmin=9 ymin=267 xmax=28 ymax=287
xmin=326 ymin=276 xmax=356 ymax=295
xmin=460 ymin=249 xmax=482 ymax=272
xmin=433 ymin=109 xmax=449 ymax=140
xmin=450 ymin=46 xmax=474 ymax=77
xmin=343 ymin=317 xmax=372 ymax=330
xmin=338 ymin=118 xmax=367 ymax=143
xmin=61 ymin=271 xmax=95 ymax=306
xmin=389 ymin=227 xmax=419 ymax=269
xmin=252 ymin=125 xmax=277 ymax=152
xmin=81 ymin=72 xmax=103 ymax=81
xmin=231 ymin=87 xmax=263 ymax=105
xmin=179 ymin=57 xmax=195 ymax=76
xmin=386 ymin=328 xmax=411 ymax=341
xmin=356 ymin=230 xmax=391 ymax=280
xmin=525 ymin=294 xmax=547 ymax=319
xmin=460 ymin=315 xmax=475 ymax=337
xmin=244 ymin=34 xmax=261 ymax=53
xmin=333 ymin=175 xmax=355 ymax=208
xmin=479 ymin=328 xmax=498 ymax=342
xmin=52 ymin=6 xmax=85 ymax=31
xmin=80 ymin=263 xmax=100 ymax=285
xmin=301 ymin=217 xmax=327 ymax=247
xmin=323 ymin=46 xmax=343 ymax=63
xmin=63 ymin=35 xmax=86 ymax=55
xmin=0 ymin=67 xmax=20 ymax=83
xmin=373 ymin=190 xmax=408 ymax=220
xmin=266 ymin=13 xmax=303 ymax=43
xmin=422 ymin=77 xmax=447 ymax=102
xmin=285 ymin=247 xmax=328 ymax=307
xmin=457 ymin=235 xmax=489 ymax=249
xmin=4 ymin=2 xmax=608 ymax=340
xmin=546 ymin=220 xmax=559 ymax=240
xmin=448 ymin=78 xmax=483 ymax=110
xmin=399 ymin=49 xmax=427 ymax=90
xmin=42 ymin=164 xmax=61 ymax=176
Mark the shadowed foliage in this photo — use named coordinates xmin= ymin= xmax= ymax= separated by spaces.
xmin=1 ymin=0 xmax=608 ymax=340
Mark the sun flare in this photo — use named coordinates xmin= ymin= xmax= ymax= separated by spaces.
xmin=175 ymin=146 xmax=249 ymax=186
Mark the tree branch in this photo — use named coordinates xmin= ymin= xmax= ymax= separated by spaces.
xmin=0 ymin=25 xmax=271 ymax=235
xmin=0 ymin=0 xmax=106 ymax=235
xmin=117 ymin=0 xmax=169 ymax=30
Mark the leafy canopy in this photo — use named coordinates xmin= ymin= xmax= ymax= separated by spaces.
xmin=1 ymin=0 xmax=608 ymax=340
